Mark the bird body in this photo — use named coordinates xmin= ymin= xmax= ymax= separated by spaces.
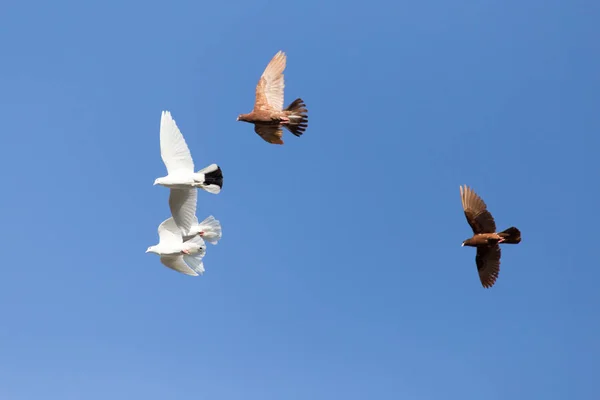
xmin=154 ymin=165 xmax=222 ymax=191
xmin=460 ymin=185 xmax=522 ymax=288
xmin=462 ymin=233 xmax=504 ymax=247
xmin=462 ymin=228 xmax=521 ymax=247
xmin=237 ymin=51 xmax=308 ymax=145
xmin=146 ymin=217 xmax=207 ymax=276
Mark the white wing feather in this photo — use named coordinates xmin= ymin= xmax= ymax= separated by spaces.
xmin=160 ymin=111 xmax=195 ymax=174
xmin=160 ymin=255 xmax=198 ymax=276
xmin=183 ymin=254 xmax=205 ymax=275
xmin=168 ymin=188 xmax=197 ymax=234
xmin=157 ymin=217 xmax=183 ymax=247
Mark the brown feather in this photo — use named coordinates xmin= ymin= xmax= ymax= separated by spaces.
xmin=460 ymin=185 xmax=496 ymax=234
xmin=254 ymin=125 xmax=284 ymax=145
xmin=476 ymin=245 xmax=501 ymax=288
xmin=254 ymin=51 xmax=286 ymax=112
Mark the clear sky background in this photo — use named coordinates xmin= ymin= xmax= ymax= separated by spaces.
xmin=0 ymin=0 xmax=598 ymax=399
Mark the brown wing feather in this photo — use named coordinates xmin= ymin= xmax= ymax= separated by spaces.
xmin=254 ymin=51 xmax=286 ymax=112
xmin=254 ymin=125 xmax=284 ymax=145
xmin=475 ymin=245 xmax=501 ymax=288
xmin=460 ymin=185 xmax=496 ymax=234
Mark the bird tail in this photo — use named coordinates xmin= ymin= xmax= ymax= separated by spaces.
xmin=195 ymin=164 xmax=223 ymax=194
xmin=183 ymin=253 xmax=205 ymax=275
xmin=182 ymin=235 xmax=206 ymax=275
xmin=197 ymin=215 xmax=222 ymax=245
xmin=283 ymin=98 xmax=308 ymax=137
xmin=499 ymin=227 xmax=521 ymax=244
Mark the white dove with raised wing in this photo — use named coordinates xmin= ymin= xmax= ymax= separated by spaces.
xmin=154 ymin=111 xmax=223 ymax=194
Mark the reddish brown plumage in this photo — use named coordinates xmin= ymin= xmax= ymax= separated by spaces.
xmin=237 ymin=51 xmax=308 ymax=145
xmin=460 ymin=185 xmax=521 ymax=288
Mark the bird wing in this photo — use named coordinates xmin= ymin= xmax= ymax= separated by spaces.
xmin=157 ymin=217 xmax=183 ymax=247
xmin=254 ymin=125 xmax=284 ymax=145
xmin=169 ymin=188 xmax=197 ymax=235
xmin=160 ymin=255 xmax=198 ymax=276
xmin=160 ymin=110 xmax=195 ymax=174
xmin=460 ymin=185 xmax=496 ymax=234
xmin=475 ymin=245 xmax=501 ymax=288
xmin=254 ymin=51 xmax=286 ymax=112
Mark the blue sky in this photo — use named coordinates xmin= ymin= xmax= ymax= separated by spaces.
xmin=0 ymin=0 xmax=598 ymax=398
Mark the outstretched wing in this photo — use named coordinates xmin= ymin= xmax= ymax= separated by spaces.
xmin=475 ymin=245 xmax=501 ymax=288
xmin=460 ymin=185 xmax=496 ymax=234
xmin=160 ymin=110 xmax=195 ymax=174
xmin=157 ymin=217 xmax=183 ymax=246
xmin=254 ymin=125 xmax=284 ymax=145
xmin=254 ymin=51 xmax=286 ymax=112
xmin=168 ymin=188 xmax=197 ymax=235
xmin=160 ymin=255 xmax=198 ymax=276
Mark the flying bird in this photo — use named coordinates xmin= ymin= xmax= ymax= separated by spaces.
xmin=460 ymin=185 xmax=521 ymax=288
xmin=146 ymin=217 xmax=207 ymax=276
xmin=154 ymin=110 xmax=223 ymax=193
xmin=237 ymin=51 xmax=308 ymax=145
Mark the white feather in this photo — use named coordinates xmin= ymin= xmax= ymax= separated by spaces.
xmin=154 ymin=111 xmax=222 ymax=194
xmin=168 ymin=188 xmax=197 ymax=234
xmin=160 ymin=110 xmax=194 ymax=174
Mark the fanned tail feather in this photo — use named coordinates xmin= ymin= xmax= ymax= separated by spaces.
xmin=283 ymin=98 xmax=308 ymax=137
xmin=197 ymin=215 xmax=222 ymax=245
xmin=195 ymin=164 xmax=223 ymax=194
xmin=499 ymin=227 xmax=521 ymax=244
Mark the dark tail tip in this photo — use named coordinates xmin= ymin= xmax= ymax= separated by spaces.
xmin=499 ymin=226 xmax=521 ymax=244
xmin=284 ymin=98 xmax=308 ymax=137
xmin=205 ymin=166 xmax=223 ymax=189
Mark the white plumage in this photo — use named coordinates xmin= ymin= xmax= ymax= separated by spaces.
xmin=146 ymin=218 xmax=206 ymax=276
xmin=147 ymin=111 xmax=223 ymax=276
xmin=183 ymin=215 xmax=223 ymax=245
xmin=154 ymin=111 xmax=222 ymax=194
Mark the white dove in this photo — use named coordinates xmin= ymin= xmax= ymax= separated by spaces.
xmin=154 ymin=110 xmax=223 ymax=194
xmin=146 ymin=217 xmax=207 ymax=276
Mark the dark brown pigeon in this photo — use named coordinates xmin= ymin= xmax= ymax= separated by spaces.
xmin=237 ymin=51 xmax=308 ymax=145
xmin=460 ymin=185 xmax=521 ymax=288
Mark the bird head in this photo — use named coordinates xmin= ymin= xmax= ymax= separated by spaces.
xmin=153 ymin=178 xmax=161 ymax=186
xmin=461 ymin=238 xmax=474 ymax=247
xmin=146 ymin=246 xmax=156 ymax=254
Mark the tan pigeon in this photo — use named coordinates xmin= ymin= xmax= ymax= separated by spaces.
xmin=237 ymin=51 xmax=308 ymax=145
xmin=460 ymin=185 xmax=521 ymax=288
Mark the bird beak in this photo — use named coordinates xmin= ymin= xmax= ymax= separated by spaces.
xmin=236 ymin=116 xmax=240 ymax=121
xmin=461 ymin=243 xmax=464 ymax=247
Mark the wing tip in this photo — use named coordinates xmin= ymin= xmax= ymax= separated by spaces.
xmin=161 ymin=110 xmax=172 ymax=120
